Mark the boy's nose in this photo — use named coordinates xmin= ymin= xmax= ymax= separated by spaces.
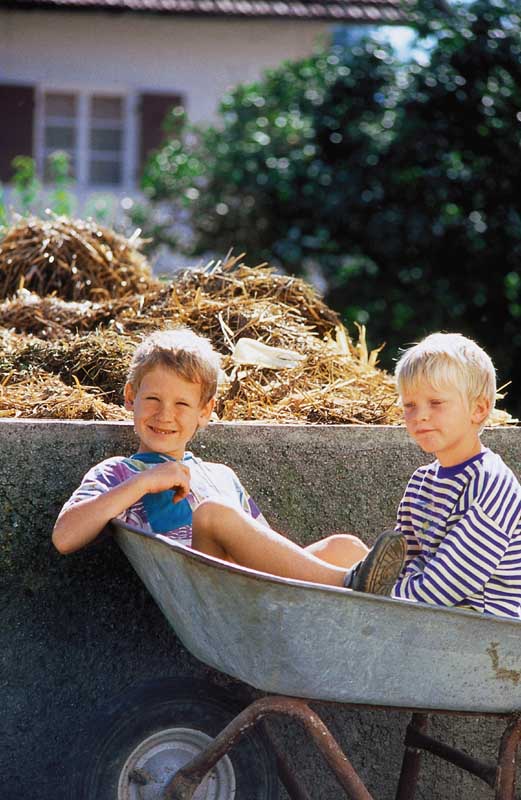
xmin=156 ymin=403 xmax=176 ymax=420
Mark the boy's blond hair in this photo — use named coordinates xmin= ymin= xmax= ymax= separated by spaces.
xmin=395 ymin=332 xmax=496 ymax=410
xmin=127 ymin=328 xmax=221 ymax=404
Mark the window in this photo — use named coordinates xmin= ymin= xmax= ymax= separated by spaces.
xmin=42 ymin=92 xmax=77 ymax=179
xmin=38 ymin=90 xmax=129 ymax=188
xmin=89 ymin=96 xmax=124 ymax=186
xmin=1 ymin=86 xmax=184 ymax=189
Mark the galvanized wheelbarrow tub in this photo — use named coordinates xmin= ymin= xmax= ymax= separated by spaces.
xmin=113 ymin=520 xmax=521 ymax=714
xmin=111 ymin=520 xmax=521 ymax=800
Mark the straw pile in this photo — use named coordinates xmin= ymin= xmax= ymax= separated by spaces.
xmin=168 ymin=256 xmax=340 ymax=343
xmin=0 ymin=369 xmax=129 ymax=421
xmin=0 ymin=221 xmax=516 ymax=425
xmin=0 ymin=216 xmax=152 ymax=301
xmin=218 ymin=330 xmax=401 ymax=424
xmin=0 ymin=289 xmax=135 ymax=339
xmin=0 ymin=328 xmax=135 ymax=404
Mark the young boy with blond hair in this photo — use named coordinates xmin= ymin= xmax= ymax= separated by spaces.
xmin=53 ymin=328 xmax=404 ymax=595
xmin=179 ymin=331 xmax=521 ymax=616
xmin=391 ymin=332 xmax=521 ymax=616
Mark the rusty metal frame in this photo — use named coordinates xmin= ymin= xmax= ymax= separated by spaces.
xmin=162 ymin=694 xmax=521 ymax=800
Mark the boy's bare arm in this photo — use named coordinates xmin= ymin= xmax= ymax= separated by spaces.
xmin=52 ymin=462 xmax=191 ymax=554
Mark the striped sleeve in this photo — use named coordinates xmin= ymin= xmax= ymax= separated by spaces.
xmin=393 ymin=502 xmax=511 ymax=605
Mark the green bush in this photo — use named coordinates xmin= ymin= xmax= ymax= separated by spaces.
xmin=322 ymin=0 xmax=521 ymax=399
xmin=140 ymin=0 xmax=521 ymax=411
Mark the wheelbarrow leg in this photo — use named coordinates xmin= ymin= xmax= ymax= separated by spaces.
xmin=495 ymin=714 xmax=521 ymax=800
xmin=260 ymin=722 xmax=314 ymax=800
xmin=395 ymin=713 xmax=429 ymax=800
xmin=163 ymin=695 xmax=375 ymax=800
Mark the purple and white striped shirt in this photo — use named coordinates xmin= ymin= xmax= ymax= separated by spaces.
xmin=392 ymin=448 xmax=521 ymax=618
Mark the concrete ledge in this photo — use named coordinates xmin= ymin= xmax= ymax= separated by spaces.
xmin=2 ymin=420 xmax=521 ymax=799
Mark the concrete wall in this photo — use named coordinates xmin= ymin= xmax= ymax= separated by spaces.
xmin=2 ymin=419 xmax=521 ymax=799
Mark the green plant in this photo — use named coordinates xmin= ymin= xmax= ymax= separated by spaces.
xmin=47 ymin=151 xmax=75 ymax=217
xmin=126 ymin=107 xmax=206 ymax=254
xmin=322 ymin=0 xmax=521 ymax=391
xmin=12 ymin=155 xmax=42 ymax=215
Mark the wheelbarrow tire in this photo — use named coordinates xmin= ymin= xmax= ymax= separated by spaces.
xmin=69 ymin=676 xmax=279 ymax=800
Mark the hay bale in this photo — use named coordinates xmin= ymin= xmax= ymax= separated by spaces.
xmin=0 ymin=216 xmax=155 ymax=301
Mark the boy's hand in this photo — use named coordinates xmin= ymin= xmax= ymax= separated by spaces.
xmin=53 ymin=461 xmax=191 ymax=555
xmin=140 ymin=462 xmax=191 ymax=503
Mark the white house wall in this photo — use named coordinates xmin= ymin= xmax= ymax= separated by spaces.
xmin=0 ymin=11 xmax=330 ymax=123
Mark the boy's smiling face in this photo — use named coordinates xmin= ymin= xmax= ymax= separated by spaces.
xmin=124 ymin=365 xmax=214 ymax=459
xmin=400 ymin=379 xmax=490 ymax=467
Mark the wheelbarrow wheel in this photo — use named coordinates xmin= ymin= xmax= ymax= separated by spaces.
xmin=69 ymin=677 xmax=279 ymax=800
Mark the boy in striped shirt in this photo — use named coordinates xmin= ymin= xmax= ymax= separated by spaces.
xmin=391 ymin=332 xmax=521 ymax=617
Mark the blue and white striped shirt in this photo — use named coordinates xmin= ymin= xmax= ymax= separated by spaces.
xmin=392 ymin=448 xmax=521 ymax=618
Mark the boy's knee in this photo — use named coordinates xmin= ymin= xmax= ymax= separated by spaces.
xmin=322 ymin=533 xmax=366 ymax=548
xmin=322 ymin=533 xmax=346 ymax=546
xmin=308 ymin=533 xmax=369 ymax=564
xmin=193 ymin=499 xmax=217 ymax=529
xmin=192 ymin=498 xmax=237 ymax=530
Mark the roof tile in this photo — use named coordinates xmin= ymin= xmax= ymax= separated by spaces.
xmin=5 ymin=0 xmax=412 ymax=23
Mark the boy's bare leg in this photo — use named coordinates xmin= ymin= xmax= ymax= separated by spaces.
xmin=192 ymin=500 xmax=350 ymax=587
xmin=305 ymin=534 xmax=369 ymax=568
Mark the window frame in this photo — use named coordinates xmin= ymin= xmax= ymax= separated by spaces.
xmin=34 ymin=86 xmax=138 ymax=190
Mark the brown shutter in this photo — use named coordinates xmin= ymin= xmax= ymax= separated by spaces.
xmin=138 ymin=92 xmax=183 ymax=175
xmin=0 ymin=85 xmax=35 ymax=182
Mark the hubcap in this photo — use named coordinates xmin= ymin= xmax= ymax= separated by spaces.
xmin=117 ymin=727 xmax=236 ymax=799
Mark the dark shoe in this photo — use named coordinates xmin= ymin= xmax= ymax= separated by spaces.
xmin=349 ymin=530 xmax=407 ymax=596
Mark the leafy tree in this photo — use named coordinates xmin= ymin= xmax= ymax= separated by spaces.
xmin=139 ymin=0 xmax=521 ymax=411
xmin=322 ymin=0 xmax=521 ymax=393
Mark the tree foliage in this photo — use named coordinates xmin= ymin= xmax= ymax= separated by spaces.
xmin=141 ymin=0 xmax=521 ymax=410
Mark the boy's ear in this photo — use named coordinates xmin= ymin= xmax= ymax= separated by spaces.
xmin=197 ymin=396 xmax=215 ymax=429
xmin=124 ymin=382 xmax=135 ymax=410
xmin=472 ymin=395 xmax=491 ymax=426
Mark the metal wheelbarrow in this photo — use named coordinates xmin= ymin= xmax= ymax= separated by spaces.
xmin=73 ymin=520 xmax=521 ymax=800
